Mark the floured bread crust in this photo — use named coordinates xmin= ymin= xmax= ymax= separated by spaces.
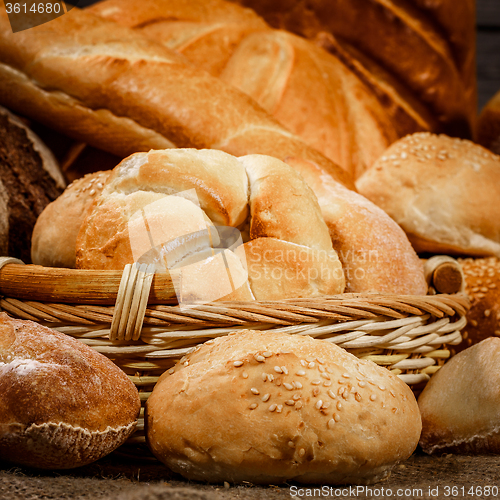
xmin=146 ymin=329 xmax=421 ymax=484
xmin=0 ymin=313 xmax=140 ymax=469
xmin=419 ymin=337 xmax=500 ymax=455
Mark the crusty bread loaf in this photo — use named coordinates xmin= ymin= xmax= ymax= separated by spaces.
xmin=453 ymin=257 xmax=500 ymax=354
xmin=76 ymin=149 xmax=345 ymax=302
xmin=419 ymin=337 xmax=500 ymax=454
xmin=0 ymin=312 xmax=140 ymax=469
xmin=0 ymin=4 xmax=353 ymax=191
xmin=356 ymin=133 xmax=500 ymax=258
xmin=0 ymin=106 xmax=64 ymax=263
xmin=90 ymin=0 xmax=399 ymax=179
xmin=146 ymin=329 xmax=421 ymax=484
xmin=31 ymin=171 xmax=110 ymax=268
xmin=285 ymin=157 xmax=427 ymax=294
xmin=477 ymin=90 xmax=500 ymax=155
xmin=227 ymin=0 xmax=476 ymax=138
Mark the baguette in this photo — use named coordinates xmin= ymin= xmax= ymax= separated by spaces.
xmin=0 ymin=5 xmax=353 ymax=190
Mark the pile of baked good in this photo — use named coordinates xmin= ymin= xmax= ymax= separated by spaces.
xmin=1 ymin=0 xmax=500 ymax=487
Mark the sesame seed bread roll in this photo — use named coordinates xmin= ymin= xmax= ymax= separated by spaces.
xmin=453 ymin=257 xmax=500 ymax=354
xmin=418 ymin=337 xmax=500 ymax=455
xmin=0 ymin=312 xmax=140 ymax=469
xmin=285 ymin=157 xmax=427 ymax=294
xmin=356 ymin=133 xmax=500 ymax=258
xmin=146 ymin=329 xmax=421 ymax=485
xmin=477 ymin=89 xmax=500 ymax=156
xmin=31 ymin=170 xmax=110 ymax=268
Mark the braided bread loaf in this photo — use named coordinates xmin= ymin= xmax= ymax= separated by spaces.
xmin=89 ymin=0 xmax=401 ymax=179
xmin=76 ymin=149 xmax=346 ymax=302
xmin=0 ymin=5 xmax=352 ymax=190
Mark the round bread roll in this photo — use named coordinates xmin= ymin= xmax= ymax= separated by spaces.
xmin=146 ymin=329 xmax=421 ymax=485
xmin=477 ymin=89 xmax=500 ymax=155
xmin=419 ymin=337 xmax=500 ymax=454
xmin=285 ymin=157 xmax=427 ymax=294
xmin=452 ymin=257 xmax=500 ymax=354
xmin=0 ymin=105 xmax=65 ymax=263
xmin=356 ymin=133 xmax=500 ymax=258
xmin=76 ymin=149 xmax=345 ymax=301
xmin=0 ymin=312 xmax=140 ymax=469
xmin=31 ymin=170 xmax=110 ymax=268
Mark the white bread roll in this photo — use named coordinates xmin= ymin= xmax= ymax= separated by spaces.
xmin=31 ymin=171 xmax=110 ymax=268
xmin=146 ymin=329 xmax=421 ymax=484
xmin=76 ymin=149 xmax=345 ymax=301
xmin=286 ymin=157 xmax=427 ymax=294
xmin=357 ymin=133 xmax=500 ymax=258
xmin=0 ymin=312 xmax=140 ymax=469
xmin=419 ymin=337 xmax=500 ymax=454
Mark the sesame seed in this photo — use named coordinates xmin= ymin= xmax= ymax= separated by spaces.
xmin=233 ymin=361 xmax=243 ymax=367
xmin=355 ymin=393 xmax=362 ymax=402
xmin=89 ymin=189 xmax=96 ymax=195
xmin=313 ymin=388 xmax=320 ymax=397
xmin=322 ymin=401 xmax=331 ymax=409
xmin=323 ymin=381 xmax=332 ymax=387
xmin=293 ymin=394 xmax=301 ymax=400
xmin=285 ymin=400 xmax=295 ymax=406
xmin=269 ymin=404 xmax=277 ymax=412
xmin=342 ymin=373 xmax=350 ymax=378
xmin=242 ymin=372 xmax=249 ymax=379
xmin=183 ymin=361 xmax=189 ymax=366
xmin=378 ymin=385 xmax=386 ymax=391
xmin=318 ymin=365 xmax=326 ymax=373
xmin=288 ymin=441 xmax=295 ymax=448
xmin=327 ymin=419 xmax=335 ymax=429
xmin=262 ymin=394 xmax=271 ymax=402
xmin=358 ymin=381 xmax=366 ymax=388
xmin=267 ymin=374 xmax=274 ymax=382
xmin=311 ymin=380 xmax=321 ymax=385
xmin=300 ymin=360 xmax=307 ymax=367
xmin=251 ymin=388 xmax=260 ymax=395
xmin=274 ymin=366 xmax=283 ymax=374
xmin=321 ymin=373 xmax=330 ymax=380
xmin=317 ymin=358 xmax=325 ymax=364
xmin=334 ymin=414 xmax=341 ymax=422
xmin=327 ymin=390 xmax=336 ymax=399
xmin=296 ymin=370 xmax=306 ymax=376
xmin=263 ymin=351 xmax=272 ymax=358
xmin=336 ymin=401 xmax=342 ymax=410
xmin=284 ymin=383 xmax=294 ymax=391
xmin=248 ymin=403 xmax=258 ymax=410
xmin=168 ymin=368 xmax=175 ymax=375
xmin=255 ymin=355 xmax=265 ymax=362
xmin=261 ymin=373 xmax=267 ymax=382
xmin=390 ymin=390 xmax=396 ymax=397
xmin=295 ymin=401 xmax=303 ymax=409
xmin=276 ymin=405 xmax=283 ymax=413
xmin=294 ymin=381 xmax=303 ymax=389
xmin=281 ymin=366 xmax=289 ymax=375
xmin=315 ymin=400 xmax=323 ymax=409
xmin=308 ymin=362 xmax=316 ymax=369
xmin=338 ymin=387 xmax=345 ymax=396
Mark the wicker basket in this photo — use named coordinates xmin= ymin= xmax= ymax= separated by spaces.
xmin=0 ymin=255 xmax=470 ymax=451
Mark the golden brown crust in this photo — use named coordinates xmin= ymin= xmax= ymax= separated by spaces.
xmin=0 ymin=312 xmax=140 ymax=469
xmin=356 ymin=133 xmax=500 ymax=258
xmin=419 ymin=338 xmax=500 ymax=455
xmin=146 ymin=329 xmax=421 ymax=484
xmin=0 ymin=5 xmax=353 ymax=191
xmin=32 ymin=171 xmax=110 ymax=268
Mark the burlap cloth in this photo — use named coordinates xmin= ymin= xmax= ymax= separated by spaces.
xmin=1 ymin=449 xmax=499 ymax=500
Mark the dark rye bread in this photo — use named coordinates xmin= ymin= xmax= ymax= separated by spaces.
xmin=0 ymin=107 xmax=65 ymax=262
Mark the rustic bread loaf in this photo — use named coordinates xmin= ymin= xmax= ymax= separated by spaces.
xmin=31 ymin=171 xmax=110 ymax=268
xmin=419 ymin=337 xmax=500 ymax=454
xmin=146 ymin=329 xmax=421 ymax=484
xmin=0 ymin=4 xmax=353 ymax=191
xmin=227 ymin=0 xmax=476 ymax=139
xmin=89 ymin=0 xmax=399 ymax=179
xmin=356 ymin=133 xmax=500 ymax=258
xmin=76 ymin=149 xmax=345 ymax=302
xmin=0 ymin=312 xmax=140 ymax=469
xmin=453 ymin=257 xmax=500 ymax=354
xmin=0 ymin=106 xmax=64 ymax=263
xmin=285 ymin=157 xmax=427 ymax=294
xmin=477 ymin=90 xmax=500 ymax=155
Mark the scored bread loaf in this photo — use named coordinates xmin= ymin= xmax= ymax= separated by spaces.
xmin=76 ymin=149 xmax=345 ymax=302
xmin=89 ymin=0 xmax=399 ymax=179
xmin=477 ymin=90 xmax=500 ymax=155
xmin=356 ymin=133 xmax=500 ymax=258
xmin=31 ymin=171 xmax=110 ymax=268
xmin=0 ymin=4 xmax=353 ymax=191
xmin=0 ymin=312 xmax=140 ymax=469
xmin=146 ymin=329 xmax=422 ymax=484
xmin=227 ymin=0 xmax=476 ymax=138
xmin=0 ymin=106 xmax=64 ymax=263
